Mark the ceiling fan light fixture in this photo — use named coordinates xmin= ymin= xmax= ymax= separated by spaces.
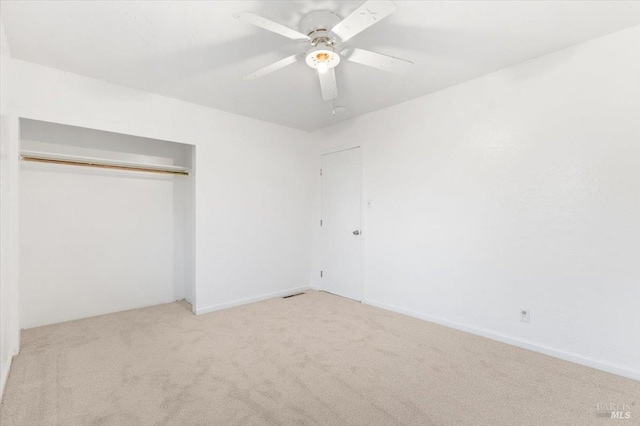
xmin=305 ymin=45 xmax=340 ymax=72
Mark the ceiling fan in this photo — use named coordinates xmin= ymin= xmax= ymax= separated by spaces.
xmin=234 ymin=0 xmax=413 ymax=102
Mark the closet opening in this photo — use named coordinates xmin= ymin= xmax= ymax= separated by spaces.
xmin=18 ymin=118 xmax=195 ymax=328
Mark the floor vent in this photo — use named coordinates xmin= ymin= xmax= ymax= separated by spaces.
xmin=283 ymin=292 xmax=305 ymax=299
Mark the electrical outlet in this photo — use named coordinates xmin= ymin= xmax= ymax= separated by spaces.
xmin=520 ymin=309 xmax=530 ymax=323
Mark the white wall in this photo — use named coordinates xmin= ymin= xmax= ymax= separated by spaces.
xmin=19 ymin=120 xmax=193 ymax=328
xmin=0 ymin=18 xmax=20 ymax=399
xmin=312 ymin=26 xmax=640 ymax=379
xmin=6 ymin=57 xmax=315 ymax=318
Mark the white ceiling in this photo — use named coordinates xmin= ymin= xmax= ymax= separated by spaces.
xmin=2 ymin=1 xmax=639 ymax=131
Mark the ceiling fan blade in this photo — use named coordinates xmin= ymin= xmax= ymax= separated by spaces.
xmin=342 ymin=48 xmax=413 ymax=73
xmin=318 ymin=68 xmax=338 ymax=101
xmin=330 ymin=0 xmax=397 ymax=42
xmin=243 ymin=55 xmax=299 ymax=80
xmin=234 ymin=11 xmax=309 ymax=41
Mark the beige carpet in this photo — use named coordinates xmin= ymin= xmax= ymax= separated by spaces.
xmin=1 ymin=290 xmax=638 ymax=425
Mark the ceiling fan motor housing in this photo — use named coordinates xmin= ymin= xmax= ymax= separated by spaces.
xmin=301 ymin=11 xmax=342 ymax=72
xmin=299 ymin=11 xmax=342 ymax=36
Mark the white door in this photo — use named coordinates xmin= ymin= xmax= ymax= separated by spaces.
xmin=321 ymin=147 xmax=362 ymax=301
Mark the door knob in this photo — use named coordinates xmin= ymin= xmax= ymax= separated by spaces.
xmin=353 ymin=230 xmax=360 ymax=235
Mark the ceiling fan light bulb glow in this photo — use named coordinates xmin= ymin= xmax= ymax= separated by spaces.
xmin=305 ymin=47 xmax=340 ymax=72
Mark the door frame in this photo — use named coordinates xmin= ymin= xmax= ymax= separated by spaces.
xmin=320 ymin=142 xmax=366 ymax=302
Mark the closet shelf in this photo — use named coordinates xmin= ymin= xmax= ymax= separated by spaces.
xmin=20 ymin=150 xmax=190 ymax=176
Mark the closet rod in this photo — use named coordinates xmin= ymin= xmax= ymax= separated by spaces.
xmin=21 ymin=155 xmax=189 ymax=176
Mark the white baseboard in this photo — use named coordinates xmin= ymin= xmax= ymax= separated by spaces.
xmin=364 ymin=299 xmax=640 ymax=382
xmin=195 ymin=286 xmax=311 ymax=315
xmin=0 ymin=355 xmax=13 ymax=403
